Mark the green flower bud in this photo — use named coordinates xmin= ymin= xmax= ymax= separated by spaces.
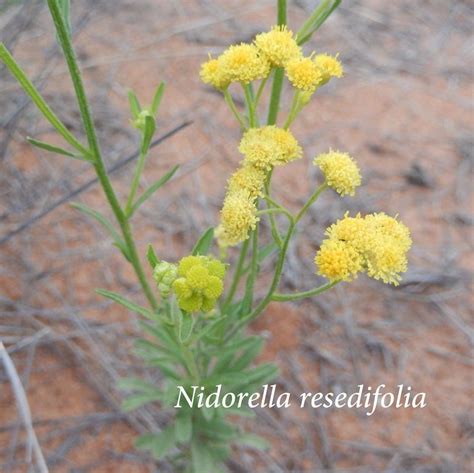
xmin=153 ymin=261 xmax=177 ymax=298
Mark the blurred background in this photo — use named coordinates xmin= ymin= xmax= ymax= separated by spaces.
xmin=0 ymin=0 xmax=473 ymax=471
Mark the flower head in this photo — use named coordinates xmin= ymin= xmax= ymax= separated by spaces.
xmin=254 ymin=26 xmax=302 ymax=67
xmin=315 ymin=239 xmax=362 ymax=282
xmin=219 ymin=190 xmax=259 ymax=246
xmin=314 ymin=53 xmax=343 ymax=85
xmin=227 ymin=165 xmax=266 ymax=199
xmin=200 ymin=56 xmax=231 ymax=90
xmin=239 ymin=126 xmax=302 ymax=170
xmin=315 ymin=213 xmax=412 ymax=286
xmin=172 ymin=255 xmax=226 ymax=312
xmin=314 ymin=150 xmax=361 ymax=196
xmin=219 ymin=43 xmax=270 ymax=84
xmin=285 ymin=56 xmax=321 ymax=92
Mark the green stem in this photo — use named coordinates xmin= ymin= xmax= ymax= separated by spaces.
xmin=47 ymin=0 xmax=158 ymax=310
xmin=223 ymin=238 xmax=249 ymax=308
xmin=126 ymin=149 xmax=147 ymax=214
xmin=255 ymin=75 xmax=269 ymax=108
xmin=242 ymin=225 xmax=259 ymax=313
xmin=272 ymin=281 xmax=338 ymax=301
xmin=243 ymin=83 xmax=256 ymax=127
xmin=264 ymin=172 xmax=283 ymax=247
xmin=182 ymin=346 xmax=200 ymax=382
xmin=223 ymin=89 xmax=247 ymax=129
xmin=283 ymin=90 xmax=301 ymax=129
xmin=295 ymin=182 xmax=328 ymax=223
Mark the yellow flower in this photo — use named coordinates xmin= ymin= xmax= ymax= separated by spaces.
xmin=314 ymin=53 xmax=343 ymax=85
xmin=200 ymin=56 xmax=231 ymax=90
xmin=285 ymin=56 xmax=321 ymax=92
xmin=239 ymin=126 xmax=302 ymax=170
xmin=172 ymin=255 xmax=226 ymax=312
xmin=219 ymin=43 xmax=270 ymax=84
xmin=315 ymin=239 xmax=362 ymax=282
xmin=219 ymin=190 xmax=258 ymax=246
xmin=314 ymin=150 xmax=361 ymax=196
xmin=254 ymin=25 xmax=302 ymax=67
xmin=315 ymin=213 xmax=412 ymax=286
xmin=227 ymin=165 xmax=266 ymax=200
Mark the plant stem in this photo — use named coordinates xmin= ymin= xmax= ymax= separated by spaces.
xmin=223 ymin=90 xmax=247 ymax=129
xmin=223 ymin=238 xmax=250 ymax=308
xmin=266 ymin=0 xmax=287 ymax=125
xmin=126 ymin=149 xmax=147 ymax=214
xmin=283 ymin=90 xmax=301 ymax=129
xmin=255 ymin=75 xmax=269 ymax=108
xmin=242 ymin=225 xmax=259 ymax=313
xmin=264 ymin=171 xmax=283 ymax=247
xmin=295 ymin=182 xmax=328 ymax=223
xmin=47 ymin=0 xmax=158 ymax=310
xmin=272 ymin=280 xmax=338 ymax=301
xmin=243 ymin=83 xmax=256 ymax=127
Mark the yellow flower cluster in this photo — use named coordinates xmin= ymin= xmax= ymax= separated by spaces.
xmin=172 ymin=255 xmax=226 ymax=312
xmin=286 ymin=53 xmax=343 ymax=93
xmin=217 ymin=126 xmax=302 ymax=247
xmin=239 ymin=126 xmax=302 ymax=170
xmin=200 ymin=25 xmax=302 ymax=89
xmin=315 ymin=213 xmax=412 ymax=285
xmin=254 ymin=25 xmax=302 ymax=67
xmin=314 ymin=150 xmax=361 ymax=196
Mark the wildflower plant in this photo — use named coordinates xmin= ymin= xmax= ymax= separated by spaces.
xmin=0 ymin=0 xmax=413 ymax=471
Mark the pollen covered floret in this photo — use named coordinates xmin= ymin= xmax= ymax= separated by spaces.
xmin=200 ymin=56 xmax=231 ymax=90
xmin=219 ymin=190 xmax=259 ymax=246
xmin=314 ymin=53 xmax=343 ymax=85
xmin=285 ymin=56 xmax=322 ymax=92
xmin=254 ymin=25 xmax=302 ymax=67
xmin=315 ymin=213 xmax=412 ymax=286
xmin=239 ymin=126 xmax=302 ymax=170
xmin=314 ymin=150 xmax=361 ymax=196
xmin=227 ymin=165 xmax=266 ymax=199
xmin=219 ymin=43 xmax=270 ymax=84
xmin=172 ymin=255 xmax=226 ymax=312
xmin=315 ymin=239 xmax=362 ymax=282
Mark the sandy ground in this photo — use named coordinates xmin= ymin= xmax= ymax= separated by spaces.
xmin=0 ymin=0 xmax=473 ymax=471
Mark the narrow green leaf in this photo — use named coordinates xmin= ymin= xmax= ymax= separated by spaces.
xmin=296 ymin=0 xmax=341 ymax=45
xmin=27 ymin=137 xmax=91 ymax=161
xmin=191 ymin=440 xmax=218 ymax=473
xmin=141 ymin=114 xmax=156 ymax=154
xmin=96 ymin=288 xmax=154 ymax=319
xmin=0 ymin=43 xmax=89 ymax=155
xmin=230 ymin=337 xmax=264 ymax=371
xmin=146 ymin=244 xmax=159 ymax=269
xmin=175 ymin=411 xmax=192 ymax=444
xmin=57 ymin=0 xmax=71 ymax=37
xmin=238 ymin=434 xmax=270 ymax=451
xmin=151 ymin=81 xmax=166 ymax=116
xmin=128 ymin=90 xmax=141 ymax=119
xmin=122 ymin=392 xmax=162 ymax=411
xmin=179 ymin=314 xmax=195 ymax=344
xmin=191 ymin=227 xmax=214 ymax=256
xmin=151 ymin=426 xmax=176 ymax=460
xmin=70 ymin=202 xmax=130 ymax=259
xmin=135 ymin=434 xmax=155 ymax=450
xmin=129 ymin=165 xmax=179 ymax=215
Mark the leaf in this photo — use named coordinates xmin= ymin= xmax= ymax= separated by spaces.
xmin=296 ymin=0 xmax=341 ymax=45
xmin=239 ymin=364 xmax=279 ymax=391
xmin=175 ymin=411 xmax=192 ymax=443
xmin=178 ymin=314 xmax=195 ymax=344
xmin=151 ymin=81 xmax=166 ymax=115
xmin=151 ymin=426 xmax=176 ymax=460
xmin=57 ymin=0 xmax=71 ymax=36
xmin=0 ymin=44 xmax=89 ymax=155
xmin=27 ymin=137 xmax=91 ymax=161
xmin=141 ymin=114 xmax=156 ymax=154
xmin=96 ymin=289 xmax=154 ymax=319
xmin=191 ymin=227 xmax=214 ymax=256
xmin=230 ymin=337 xmax=264 ymax=371
xmin=128 ymin=90 xmax=141 ymax=119
xmin=146 ymin=244 xmax=159 ymax=269
xmin=71 ymin=202 xmax=130 ymax=260
xmin=201 ymin=404 xmax=215 ymax=422
xmin=237 ymin=434 xmax=269 ymax=451
xmin=117 ymin=377 xmax=158 ymax=393
xmin=258 ymin=241 xmax=278 ymax=263
xmin=122 ymin=392 xmax=162 ymax=411
xmin=129 ymin=165 xmax=179 ymax=216
xmin=191 ymin=440 xmax=218 ymax=473
xmin=189 ymin=316 xmax=226 ymax=344
xmin=138 ymin=321 xmax=178 ymax=351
